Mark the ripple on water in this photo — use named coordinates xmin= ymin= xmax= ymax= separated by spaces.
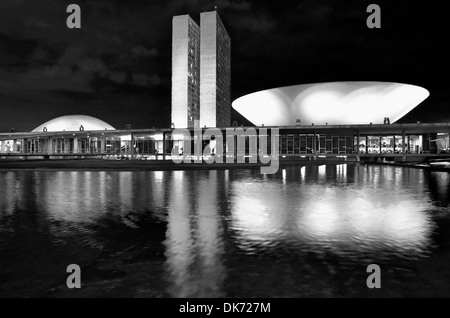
xmin=0 ymin=166 xmax=449 ymax=297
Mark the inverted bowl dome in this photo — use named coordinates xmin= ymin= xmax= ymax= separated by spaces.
xmin=232 ymin=82 xmax=429 ymax=126
xmin=32 ymin=115 xmax=115 ymax=132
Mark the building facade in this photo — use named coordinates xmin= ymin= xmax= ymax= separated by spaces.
xmin=200 ymin=11 xmax=231 ymax=128
xmin=232 ymin=82 xmax=430 ymax=126
xmin=171 ymin=10 xmax=231 ymax=129
xmin=2 ymin=124 xmax=450 ymax=161
xmin=171 ymin=15 xmax=200 ymax=129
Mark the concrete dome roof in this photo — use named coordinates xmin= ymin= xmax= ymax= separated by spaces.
xmin=232 ymin=82 xmax=430 ymax=126
xmin=32 ymin=115 xmax=115 ymax=132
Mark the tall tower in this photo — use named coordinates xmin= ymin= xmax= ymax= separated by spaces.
xmin=171 ymin=15 xmax=200 ymax=129
xmin=200 ymin=11 xmax=231 ymax=128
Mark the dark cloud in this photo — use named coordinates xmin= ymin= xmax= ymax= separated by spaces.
xmin=0 ymin=0 xmax=449 ymax=131
xmin=131 ymin=45 xmax=159 ymax=58
xmin=212 ymin=0 xmax=251 ymax=11
xmin=296 ymin=0 xmax=335 ymax=27
xmin=132 ymin=73 xmax=161 ymax=87
xmin=234 ymin=14 xmax=277 ymax=32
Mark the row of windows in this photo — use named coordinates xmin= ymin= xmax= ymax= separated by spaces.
xmin=5 ymin=133 xmax=447 ymax=156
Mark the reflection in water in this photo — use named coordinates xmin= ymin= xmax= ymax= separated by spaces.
xmin=165 ymin=171 xmax=192 ymax=296
xmin=0 ymin=164 xmax=449 ymax=297
xmin=231 ymin=165 xmax=434 ymax=259
xmin=164 ymin=170 xmax=225 ymax=297
xmin=434 ymin=173 xmax=450 ymax=196
xmin=0 ymin=172 xmax=17 ymax=219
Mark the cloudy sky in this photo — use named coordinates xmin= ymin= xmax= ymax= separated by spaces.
xmin=0 ymin=0 xmax=448 ymax=132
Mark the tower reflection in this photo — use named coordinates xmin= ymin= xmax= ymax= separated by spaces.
xmin=1 ymin=165 xmax=448 ymax=297
xmin=164 ymin=170 xmax=225 ymax=297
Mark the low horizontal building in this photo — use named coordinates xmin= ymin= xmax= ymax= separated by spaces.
xmin=1 ymin=114 xmax=450 ymax=162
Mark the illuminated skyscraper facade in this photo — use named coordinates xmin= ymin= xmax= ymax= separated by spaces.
xmin=200 ymin=11 xmax=231 ymax=128
xmin=171 ymin=15 xmax=200 ymax=129
xmin=171 ymin=11 xmax=231 ymax=128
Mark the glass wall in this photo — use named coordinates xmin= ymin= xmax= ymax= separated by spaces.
xmin=0 ymin=140 xmax=22 ymax=153
xmin=279 ymin=133 xmax=354 ymax=155
xmin=52 ymin=138 xmax=75 ymax=154
xmin=134 ymin=136 xmax=162 ymax=154
xmin=26 ymin=139 xmax=46 ymax=154
xmin=105 ymin=137 xmax=121 ymax=154
xmin=436 ymin=133 xmax=450 ymax=153
xmin=355 ymin=134 xmax=442 ymax=155
xmin=394 ymin=135 xmax=404 ymax=153
xmin=76 ymin=137 xmax=103 ymax=154
xmin=3 ymin=131 xmax=448 ymax=157
xmin=284 ymin=133 xmax=446 ymax=155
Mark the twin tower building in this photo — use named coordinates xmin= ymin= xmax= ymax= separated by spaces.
xmin=171 ymin=10 xmax=231 ymax=129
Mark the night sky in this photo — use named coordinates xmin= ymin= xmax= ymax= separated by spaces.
xmin=0 ymin=0 xmax=448 ymax=132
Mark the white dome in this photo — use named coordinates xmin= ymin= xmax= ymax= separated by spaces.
xmin=32 ymin=115 xmax=116 ymax=132
xmin=232 ymin=82 xmax=430 ymax=126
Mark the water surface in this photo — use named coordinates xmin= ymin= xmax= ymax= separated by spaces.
xmin=1 ymin=164 xmax=449 ymax=297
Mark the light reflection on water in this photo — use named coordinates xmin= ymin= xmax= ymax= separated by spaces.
xmin=0 ymin=164 xmax=449 ymax=297
xmin=231 ymin=165 xmax=434 ymax=260
xmin=164 ymin=171 xmax=225 ymax=297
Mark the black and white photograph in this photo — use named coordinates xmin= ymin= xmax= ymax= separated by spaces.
xmin=0 ymin=0 xmax=449 ymax=303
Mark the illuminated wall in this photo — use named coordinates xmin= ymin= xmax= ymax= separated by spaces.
xmin=232 ymin=82 xmax=430 ymax=126
xmin=171 ymin=15 xmax=200 ymax=129
xmin=200 ymin=11 xmax=231 ymax=128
